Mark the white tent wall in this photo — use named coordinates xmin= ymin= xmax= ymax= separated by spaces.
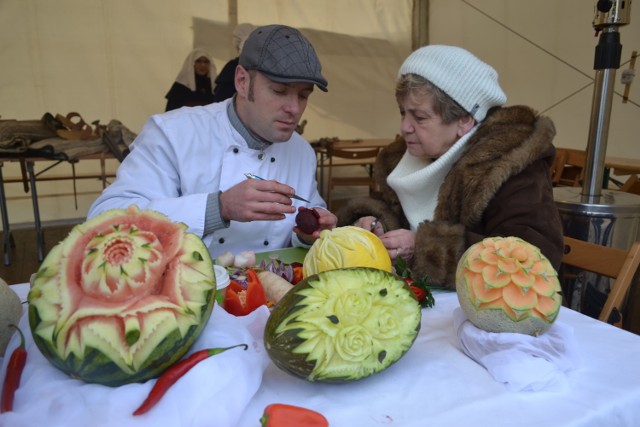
xmin=430 ymin=0 xmax=639 ymax=161
xmin=1 ymin=0 xmax=638 ymax=230
xmin=0 ymin=0 xmax=412 ymax=228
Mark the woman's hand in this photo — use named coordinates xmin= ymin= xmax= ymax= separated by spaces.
xmin=353 ymin=216 xmax=385 ymax=236
xmin=380 ymin=229 xmax=415 ymax=260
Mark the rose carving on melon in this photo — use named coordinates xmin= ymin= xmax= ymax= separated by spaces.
xmin=28 ymin=206 xmax=216 ymax=386
xmin=302 ymin=226 xmax=392 ymax=278
xmin=455 ymin=236 xmax=562 ymax=336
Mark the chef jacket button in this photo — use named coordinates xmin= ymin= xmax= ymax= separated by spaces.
xmin=270 ymin=157 xmax=275 ymax=162
xmin=218 ymin=238 xmax=225 ymax=244
xmin=263 ymin=240 xmax=269 ymax=246
xmin=233 ymin=148 xmax=239 ymax=153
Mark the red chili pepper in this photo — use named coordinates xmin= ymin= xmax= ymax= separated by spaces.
xmin=1 ymin=325 xmax=27 ymax=414
xmin=260 ymin=403 xmax=329 ymax=427
xmin=223 ymin=268 xmax=267 ymax=316
xmin=132 ymin=343 xmax=248 ymax=416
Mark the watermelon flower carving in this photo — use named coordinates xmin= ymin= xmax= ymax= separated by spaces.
xmin=28 ymin=206 xmax=216 ymax=386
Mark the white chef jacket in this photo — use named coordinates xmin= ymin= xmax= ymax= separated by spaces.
xmin=88 ymin=98 xmax=325 ymax=259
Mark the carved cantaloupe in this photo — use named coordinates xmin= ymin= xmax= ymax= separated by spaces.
xmin=456 ymin=236 xmax=562 ymax=336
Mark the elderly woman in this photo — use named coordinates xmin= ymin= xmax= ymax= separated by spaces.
xmin=337 ymin=45 xmax=564 ymax=289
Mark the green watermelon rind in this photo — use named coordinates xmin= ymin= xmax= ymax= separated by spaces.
xmin=27 ymin=207 xmax=217 ymax=387
xmin=28 ymin=292 xmax=214 ymax=386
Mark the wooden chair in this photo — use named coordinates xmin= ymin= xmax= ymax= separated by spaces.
xmin=326 ymin=146 xmax=381 ymax=210
xmin=620 ymin=174 xmax=640 ymax=195
xmin=551 ymin=148 xmax=586 ymax=187
xmin=561 ymin=236 xmax=640 ymax=327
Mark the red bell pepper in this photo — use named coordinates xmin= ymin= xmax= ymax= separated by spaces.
xmin=260 ymin=403 xmax=328 ymax=427
xmin=223 ymin=268 xmax=267 ymax=316
xmin=291 ymin=265 xmax=304 ymax=285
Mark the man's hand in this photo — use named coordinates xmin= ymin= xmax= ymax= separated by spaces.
xmin=293 ymin=207 xmax=337 ymax=243
xmin=220 ymin=179 xmax=296 ymax=222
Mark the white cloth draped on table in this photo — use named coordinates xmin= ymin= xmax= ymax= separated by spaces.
xmin=453 ymin=307 xmax=583 ymax=392
xmin=0 ymin=303 xmax=271 ymax=427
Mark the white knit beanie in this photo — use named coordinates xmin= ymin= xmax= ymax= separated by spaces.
xmin=398 ymin=45 xmax=507 ymax=122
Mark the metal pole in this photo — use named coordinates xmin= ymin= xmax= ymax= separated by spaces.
xmin=582 ymin=28 xmax=620 ymax=201
xmin=582 ymin=0 xmax=631 ymax=201
xmin=553 ymin=1 xmax=637 ymax=317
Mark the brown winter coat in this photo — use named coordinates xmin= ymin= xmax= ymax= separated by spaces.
xmin=336 ymin=105 xmax=564 ymax=289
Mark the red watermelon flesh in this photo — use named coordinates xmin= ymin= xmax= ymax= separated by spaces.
xmin=28 ymin=205 xmax=216 ymax=386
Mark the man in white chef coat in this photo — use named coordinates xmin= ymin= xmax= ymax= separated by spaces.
xmin=88 ymin=24 xmax=336 ymax=258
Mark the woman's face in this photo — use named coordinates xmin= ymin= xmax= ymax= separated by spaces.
xmin=398 ymin=91 xmax=471 ymax=159
xmin=194 ymin=56 xmax=211 ymax=76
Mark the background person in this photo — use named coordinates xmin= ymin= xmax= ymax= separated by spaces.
xmin=338 ymin=45 xmax=564 ymax=288
xmin=213 ymin=23 xmax=256 ymax=103
xmin=89 ymin=24 xmax=336 ymax=258
xmin=165 ymin=48 xmax=217 ymax=111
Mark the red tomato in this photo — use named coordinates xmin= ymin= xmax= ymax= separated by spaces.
xmin=409 ymin=285 xmax=428 ymax=302
xmin=291 ymin=266 xmax=304 ymax=285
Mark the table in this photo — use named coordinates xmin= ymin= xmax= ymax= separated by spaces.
xmin=605 ymin=156 xmax=640 ymax=177
xmin=603 ymin=156 xmax=640 ymax=189
xmin=311 ymin=138 xmax=395 ymax=198
xmin=0 ymin=152 xmax=115 ymax=265
xmin=237 ymin=292 xmax=640 ymax=427
xmin=3 ymin=282 xmax=640 ymax=427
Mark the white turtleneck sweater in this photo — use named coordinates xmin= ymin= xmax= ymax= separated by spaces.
xmin=386 ymin=127 xmax=477 ymax=230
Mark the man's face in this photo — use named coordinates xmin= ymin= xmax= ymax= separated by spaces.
xmin=235 ymin=67 xmax=314 ymax=142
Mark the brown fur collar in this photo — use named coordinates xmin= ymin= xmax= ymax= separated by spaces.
xmin=374 ymin=105 xmax=556 ymax=228
xmin=336 ymin=105 xmax=559 ymax=287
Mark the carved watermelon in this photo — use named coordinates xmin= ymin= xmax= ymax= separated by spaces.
xmin=28 ymin=206 xmax=216 ymax=386
xmin=265 ymin=267 xmax=421 ymax=382
xmin=455 ymin=236 xmax=562 ymax=336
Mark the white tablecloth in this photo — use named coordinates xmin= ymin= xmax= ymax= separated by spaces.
xmin=3 ymin=283 xmax=640 ymax=427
